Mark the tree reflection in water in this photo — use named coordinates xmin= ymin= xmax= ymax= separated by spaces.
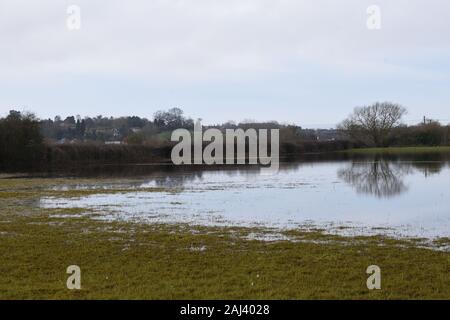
xmin=338 ymin=159 xmax=410 ymax=198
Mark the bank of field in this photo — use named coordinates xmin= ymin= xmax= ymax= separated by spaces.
xmin=344 ymin=146 xmax=450 ymax=155
xmin=0 ymin=178 xmax=449 ymax=299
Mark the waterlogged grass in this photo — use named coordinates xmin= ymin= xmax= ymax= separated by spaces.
xmin=344 ymin=146 xmax=450 ymax=155
xmin=0 ymin=178 xmax=174 ymax=199
xmin=0 ymin=178 xmax=449 ymax=299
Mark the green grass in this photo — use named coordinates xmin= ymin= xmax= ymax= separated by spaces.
xmin=0 ymin=178 xmax=449 ymax=299
xmin=344 ymin=146 xmax=450 ymax=155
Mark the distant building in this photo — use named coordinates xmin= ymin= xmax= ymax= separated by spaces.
xmin=105 ymin=141 xmax=122 ymax=145
xmin=130 ymin=127 xmax=142 ymax=133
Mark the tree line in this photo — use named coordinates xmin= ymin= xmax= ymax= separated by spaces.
xmin=36 ymin=108 xmax=339 ymax=146
xmin=40 ymin=107 xmax=195 ymax=144
xmin=1 ymin=103 xmax=449 ymax=171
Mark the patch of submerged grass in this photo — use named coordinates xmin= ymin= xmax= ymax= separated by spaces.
xmin=0 ymin=178 xmax=449 ymax=299
xmin=0 ymin=178 xmax=175 ymax=200
xmin=45 ymin=187 xmax=174 ymax=198
xmin=432 ymin=237 xmax=450 ymax=250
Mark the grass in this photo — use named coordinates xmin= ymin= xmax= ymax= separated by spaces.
xmin=344 ymin=146 xmax=450 ymax=155
xmin=0 ymin=178 xmax=449 ymax=299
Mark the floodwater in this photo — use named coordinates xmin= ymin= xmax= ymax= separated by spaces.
xmin=40 ymin=154 xmax=450 ymax=240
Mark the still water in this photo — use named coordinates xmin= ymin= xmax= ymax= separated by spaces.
xmin=40 ymin=155 xmax=450 ymax=240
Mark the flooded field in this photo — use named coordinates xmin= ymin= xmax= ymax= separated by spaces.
xmin=39 ymin=155 xmax=450 ymax=241
xmin=2 ymin=152 xmax=450 ymax=299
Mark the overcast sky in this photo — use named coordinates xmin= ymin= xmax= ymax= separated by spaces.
xmin=1 ymin=0 xmax=449 ymax=127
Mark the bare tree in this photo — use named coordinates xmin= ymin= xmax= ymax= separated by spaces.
xmin=339 ymin=102 xmax=407 ymax=147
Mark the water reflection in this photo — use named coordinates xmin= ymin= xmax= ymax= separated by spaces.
xmin=338 ymin=157 xmax=448 ymax=198
xmin=411 ymin=161 xmax=444 ymax=177
xmin=338 ymin=160 xmax=409 ymax=198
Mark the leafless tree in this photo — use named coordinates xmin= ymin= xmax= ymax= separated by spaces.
xmin=339 ymin=102 xmax=407 ymax=147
